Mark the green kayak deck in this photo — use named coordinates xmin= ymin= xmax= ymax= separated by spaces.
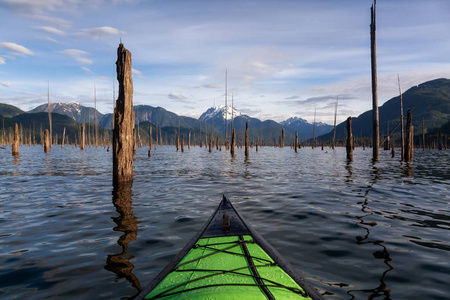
xmin=136 ymin=196 xmax=323 ymax=300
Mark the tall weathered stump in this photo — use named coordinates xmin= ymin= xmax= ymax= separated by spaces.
xmin=61 ymin=127 xmax=66 ymax=149
xmin=383 ymin=135 xmax=390 ymax=150
xmin=245 ymin=122 xmax=249 ymax=158
xmin=370 ymin=1 xmax=379 ymax=161
xmin=181 ymin=135 xmax=185 ymax=152
xmin=113 ymin=43 xmax=134 ymax=187
xmin=346 ymin=117 xmax=353 ymax=160
xmin=230 ymin=128 xmax=236 ymax=157
xmin=404 ymin=109 xmax=414 ymax=162
xmin=44 ymin=129 xmax=50 ymax=153
xmin=80 ymin=124 xmax=85 ymax=150
xmin=12 ymin=123 xmax=19 ymax=156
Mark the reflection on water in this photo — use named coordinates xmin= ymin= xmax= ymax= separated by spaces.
xmin=105 ymin=181 xmax=142 ymax=295
xmin=348 ymin=164 xmax=392 ymax=299
xmin=401 ymin=162 xmax=415 ymax=177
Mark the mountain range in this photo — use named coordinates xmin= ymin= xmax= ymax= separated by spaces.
xmin=21 ymin=102 xmax=330 ymax=140
xmin=1 ymin=78 xmax=449 ymax=145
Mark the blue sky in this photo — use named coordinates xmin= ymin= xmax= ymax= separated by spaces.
xmin=0 ymin=0 xmax=449 ymax=124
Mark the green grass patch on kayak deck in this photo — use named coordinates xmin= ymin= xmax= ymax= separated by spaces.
xmin=145 ymin=235 xmax=312 ymax=299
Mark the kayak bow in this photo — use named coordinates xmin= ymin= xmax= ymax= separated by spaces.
xmin=136 ymin=195 xmax=323 ymax=299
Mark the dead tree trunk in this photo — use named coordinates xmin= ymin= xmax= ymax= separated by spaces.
xmin=208 ymin=133 xmax=212 ymax=152
xmin=332 ymin=96 xmax=338 ymax=149
xmin=113 ymin=43 xmax=134 ymax=186
xmin=181 ymin=135 xmax=184 ymax=152
xmin=404 ymin=109 xmax=414 ymax=162
xmin=47 ymin=84 xmax=53 ymax=148
xmin=346 ymin=117 xmax=353 ymax=160
xmin=371 ymin=1 xmax=379 ymax=161
xmin=12 ymin=123 xmax=19 ymax=156
xmin=80 ymin=124 xmax=85 ymax=150
xmin=148 ymin=125 xmax=152 ymax=157
xmin=245 ymin=122 xmax=249 ymax=158
xmin=384 ymin=135 xmax=390 ymax=150
xmin=44 ymin=129 xmax=50 ymax=153
xmin=399 ymin=74 xmax=405 ymax=160
xmin=62 ymin=127 xmax=66 ymax=149
xmin=188 ymin=131 xmax=191 ymax=150
xmin=230 ymin=128 xmax=236 ymax=157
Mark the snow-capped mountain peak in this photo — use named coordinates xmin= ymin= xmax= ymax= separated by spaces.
xmin=281 ymin=116 xmax=308 ymax=126
xmin=199 ymin=105 xmax=241 ymax=121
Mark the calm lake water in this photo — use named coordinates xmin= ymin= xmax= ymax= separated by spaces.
xmin=1 ymin=145 xmax=449 ymax=299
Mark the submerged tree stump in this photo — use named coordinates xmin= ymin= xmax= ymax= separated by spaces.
xmin=346 ymin=117 xmax=353 ymax=160
xmin=404 ymin=109 xmax=414 ymax=162
xmin=113 ymin=43 xmax=134 ymax=186
xmin=12 ymin=123 xmax=19 ymax=156
xmin=371 ymin=1 xmax=379 ymax=162
xmin=208 ymin=134 xmax=212 ymax=152
xmin=181 ymin=135 xmax=184 ymax=152
xmin=44 ymin=129 xmax=50 ymax=153
xmin=148 ymin=125 xmax=152 ymax=157
xmin=245 ymin=122 xmax=249 ymax=158
xmin=62 ymin=127 xmax=66 ymax=149
xmin=383 ymin=135 xmax=390 ymax=150
xmin=230 ymin=128 xmax=236 ymax=157
xmin=80 ymin=124 xmax=85 ymax=150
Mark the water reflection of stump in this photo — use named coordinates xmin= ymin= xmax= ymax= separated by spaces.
xmin=105 ymin=182 xmax=142 ymax=293
xmin=348 ymin=165 xmax=393 ymax=299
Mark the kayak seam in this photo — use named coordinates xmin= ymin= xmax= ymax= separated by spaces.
xmin=239 ymin=235 xmax=275 ymax=300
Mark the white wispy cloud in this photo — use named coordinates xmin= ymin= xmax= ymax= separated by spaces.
xmin=168 ymin=93 xmax=187 ymax=100
xmin=82 ymin=67 xmax=93 ymax=73
xmin=0 ymin=81 xmax=11 ymax=87
xmin=74 ymin=26 xmax=125 ymax=40
xmin=0 ymin=56 xmax=5 ymax=64
xmin=201 ymin=83 xmax=223 ymax=89
xmin=33 ymin=26 xmax=65 ymax=35
xmin=0 ymin=42 xmax=34 ymax=56
xmin=35 ymin=35 xmax=63 ymax=44
xmin=59 ymin=49 xmax=92 ymax=64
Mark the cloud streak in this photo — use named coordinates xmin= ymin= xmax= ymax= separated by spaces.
xmin=33 ymin=26 xmax=65 ymax=35
xmin=0 ymin=42 xmax=34 ymax=56
xmin=74 ymin=26 xmax=125 ymax=40
xmin=168 ymin=93 xmax=190 ymax=103
xmin=59 ymin=49 xmax=92 ymax=64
